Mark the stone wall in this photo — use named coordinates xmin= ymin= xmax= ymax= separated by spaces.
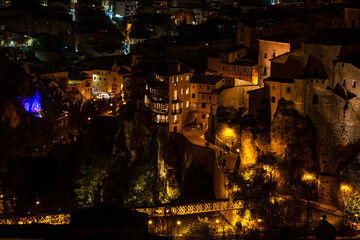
xmin=218 ymin=86 xmax=259 ymax=110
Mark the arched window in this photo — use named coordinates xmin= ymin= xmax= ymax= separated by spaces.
xmin=313 ymin=94 xmax=318 ymax=105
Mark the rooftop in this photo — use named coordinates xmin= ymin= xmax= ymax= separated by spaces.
xmin=258 ymin=32 xmax=302 ymax=43
xmin=190 ymin=74 xmax=223 ymax=85
xmin=336 ymin=52 xmax=360 ymax=69
xmin=309 ymin=28 xmax=360 ymax=46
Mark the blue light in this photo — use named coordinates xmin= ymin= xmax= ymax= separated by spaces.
xmin=21 ymin=90 xmax=42 ymax=116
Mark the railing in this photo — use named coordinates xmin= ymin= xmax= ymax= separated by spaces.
xmin=0 ymin=213 xmax=71 ymax=225
xmin=136 ymin=200 xmax=243 ymax=217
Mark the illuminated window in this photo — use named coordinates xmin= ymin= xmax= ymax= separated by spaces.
xmin=181 ymin=88 xmax=183 ymax=95
xmin=174 ymin=115 xmax=178 ymax=123
xmin=174 ymin=90 xmax=177 ymax=100
xmin=186 ymin=88 xmax=189 ymax=94
xmin=186 ymin=101 xmax=189 ymax=108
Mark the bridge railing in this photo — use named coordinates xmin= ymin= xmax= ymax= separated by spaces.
xmin=136 ymin=200 xmax=243 ymax=216
xmin=0 ymin=213 xmax=71 ymax=225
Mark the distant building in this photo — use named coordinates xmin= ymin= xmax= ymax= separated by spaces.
xmin=69 ymin=71 xmax=93 ymax=100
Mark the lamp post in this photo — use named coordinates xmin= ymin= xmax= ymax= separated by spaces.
xmin=176 ymin=220 xmax=181 ymax=237
xmin=302 ymin=174 xmax=316 ymax=240
xmin=216 ymin=219 xmax=225 ymax=240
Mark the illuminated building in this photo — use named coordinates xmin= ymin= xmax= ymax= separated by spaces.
xmin=145 ymin=63 xmax=193 ymax=132
xmin=93 ymin=62 xmax=129 ymax=98
xmin=189 ymin=75 xmax=219 ymax=130
xmin=69 ymin=71 xmax=93 ymax=100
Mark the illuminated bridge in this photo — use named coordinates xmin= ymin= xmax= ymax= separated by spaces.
xmin=0 ymin=200 xmax=242 ymax=225
xmin=136 ymin=200 xmax=243 ymax=216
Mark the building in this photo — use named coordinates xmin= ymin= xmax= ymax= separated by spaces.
xmin=93 ymin=62 xmax=129 ymax=98
xmin=69 ymin=71 xmax=93 ymax=100
xmin=145 ymin=63 xmax=193 ymax=133
xmin=189 ymin=74 xmax=220 ymax=130
xmin=207 ymin=48 xmax=259 ymax=85
xmin=258 ymin=33 xmax=308 ymax=86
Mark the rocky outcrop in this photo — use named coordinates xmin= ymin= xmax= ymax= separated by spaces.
xmin=271 ymin=100 xmax=316 ymax=174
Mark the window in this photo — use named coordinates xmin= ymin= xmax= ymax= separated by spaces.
xmin=192 ymin=85 xmax=195 ymax=88
xmin=202 ymin=114 xmax=206 ymax=119
xmin=264 ymin=53 xmax=267 ymax=59
xmin=271 ymin=96 xmax=275 ymax=103
xmin=174 ymin=90 xmax=177 ymax=100
xmin=207 ymin=86 xmax=210 ymax=90
xmin=343 ymin=79 xmax=346 ymax=86
xmin=186 ymin=76 xmax=189 ymax=80
xmin=209 ymin=96 xmax=212 ymax=100
xmin=192 ymin=104 xmax=196 ymax=108
xmin=181 ymin=88 xmax=183 ymax=95
xmin=353 ymin=80 xmax=356 ymax=88
xmin=174 ymin=115 xmax=178 ymax=123
xmin=186 ymin=101 xmax=189 ymax=108
xmin=192 ymin=94 xmax=195 ymax=98
xmin=312 ymin=94 xmax=318 ymax=105
xmin=201 ymin=95 xmax=205 ymax=99
xmin=264 ymin=67 xmax=267 ymax=75
xmin=202 ymin=103 xmax=206 ymax=108
xmin=287 ymin=87 xmax=290 ymax=93
xmin=200 ymin=86 xmax=203 ymax=89
xmin=186 ymin=88 xmax=189 ymax=94
xmin=272 ymin=50 xmax=276 ymax=58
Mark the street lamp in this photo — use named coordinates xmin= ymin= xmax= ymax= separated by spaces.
xmin=177 ymin=220 xmax=181 ymax=237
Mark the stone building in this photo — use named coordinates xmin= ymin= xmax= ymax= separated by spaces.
xmin=258 ymin=33 xmax=309 ymax=86
xmin=264 ymin=28 xmax=360 ymax=207
xmin=189 ymin=74 xmax=220 ymax=130
xmin=93 ymin=62 xmax=129 ymax=97
xmin=144 ymin=63 xmax=194 ymax=133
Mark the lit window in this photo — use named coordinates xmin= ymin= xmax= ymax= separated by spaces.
xmin=186 ymin=101 xmax=189 ymax=108
xmin=174 ymin=115 xmax=178 ymax=123
xmin=181 ymin=88 xmax=183 ymax=95
xmin=174 ymin=90 xmax=177 ymax=100
xmin=186 ymin=88 xmax=189 ymax=94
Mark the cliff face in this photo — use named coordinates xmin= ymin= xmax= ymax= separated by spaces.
xmin=270 ymin=100 xmax=316 ymax=173
xmin=113 ymin=111 xmax=216 ymax=206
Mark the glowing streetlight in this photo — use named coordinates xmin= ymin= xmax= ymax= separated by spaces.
xmin=216 ymin=219 xmax=220 ymax=224
xmin=110 ymin=103 xmax=113 ymax=107
xmin=88 ymin=117 xmax=91 ymax=121
xmin=148 ymin=220 xmax=152 ymax=225
xmin=177 ymin=220 xmax=181 ymax=225
xmin=36 ymin=200 xmax=40 ymax=205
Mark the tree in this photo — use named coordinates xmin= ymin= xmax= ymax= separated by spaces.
xmin=229 ymin=163 xmax=282 ymax=233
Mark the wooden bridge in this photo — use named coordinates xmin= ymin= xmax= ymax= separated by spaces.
xmin=0 ymin=200 xmax=242 ymax=225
